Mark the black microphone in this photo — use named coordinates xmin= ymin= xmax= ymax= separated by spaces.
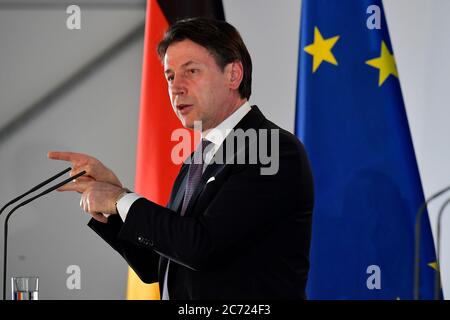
xmin=0 ymin=167 xmax=71 ymax=218
xmin=414 ymin=185 xmax=450 ymax=300
xmin=1 ymin=167 xmax=70 ymax=299
xmin=434 ymin=197 xmax=450 ymax=300
xmin=2 ymin=170 xmax=86 ymax=300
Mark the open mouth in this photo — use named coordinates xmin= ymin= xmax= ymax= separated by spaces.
xmin=177 ymin=104 xmax=193 ymax=115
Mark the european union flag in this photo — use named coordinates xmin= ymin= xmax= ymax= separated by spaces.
xmin=295 ymin=0 xmax=437 ymax=299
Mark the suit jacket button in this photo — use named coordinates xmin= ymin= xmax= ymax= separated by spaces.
xmin=137 ymin=236 xmax=143 ymax=243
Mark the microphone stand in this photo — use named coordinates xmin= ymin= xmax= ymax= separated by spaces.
xmin=0 ymin=167 xmax=71 ymax=217
xmin=434 ymin=197 xmax=450 ymax=300
xmin=414 ymin=185 xmax=450 ymax=300
xmin=2 ymin=170 xmax=86 ymax=300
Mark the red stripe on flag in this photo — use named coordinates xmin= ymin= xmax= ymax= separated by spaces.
xmin=135 ymin=0 xmax=193 ymax=205
xmin=127 ymin=0 xmax=196 ymax=300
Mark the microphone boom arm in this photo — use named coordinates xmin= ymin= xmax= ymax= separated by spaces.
xmin=0 ymin=167 xmax=71 ymax=217
xmin=2 ymin=170 xmax=86 ymax=300
xmin=414 ymin=185 xmax=450 ymax=300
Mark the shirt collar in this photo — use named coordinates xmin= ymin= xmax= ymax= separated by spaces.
xmin=201 ymin=101 xmax=252 ymax=148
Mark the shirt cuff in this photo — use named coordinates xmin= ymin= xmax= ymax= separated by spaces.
xmin=116 ymin=192 xmax=143 ymax=222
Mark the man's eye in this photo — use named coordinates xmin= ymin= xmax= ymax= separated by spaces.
xmin=189 ymin=69 xmax=198 ymax=74
xmin=167 ymin=75 xmax=174 ymax=82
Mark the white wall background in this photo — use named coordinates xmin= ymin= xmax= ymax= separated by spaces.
xmin=0 ymin=0 xmax=449 ymax=299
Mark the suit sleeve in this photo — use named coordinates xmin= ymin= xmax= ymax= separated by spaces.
xmin=88 ymin=214 xmax=160 ymax=283
xmin=118 ymin=133 xmax=314 ymax=271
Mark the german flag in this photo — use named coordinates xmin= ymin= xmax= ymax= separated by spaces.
xmin=128 ymin=0 xmax=225 ymax=300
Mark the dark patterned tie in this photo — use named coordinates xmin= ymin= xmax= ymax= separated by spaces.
xmin=180 ymin=139 xmax=212 ymax=216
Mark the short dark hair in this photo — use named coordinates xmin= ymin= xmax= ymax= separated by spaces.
xmin=157 ymin=17 xmax=252 ymax=100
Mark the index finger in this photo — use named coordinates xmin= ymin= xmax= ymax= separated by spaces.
xmin=47 ymin=151 xmax=90 ymax=163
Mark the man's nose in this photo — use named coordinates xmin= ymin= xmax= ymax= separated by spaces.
xmin=170 ymin=77 xmax=187 ymax=96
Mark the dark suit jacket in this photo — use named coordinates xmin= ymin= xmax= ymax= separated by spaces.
xmin=88 ymin=106 xmax=314 ymax=299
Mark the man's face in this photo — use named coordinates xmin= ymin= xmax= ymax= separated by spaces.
xmin=164 ymin=39 xmax=235 ymax=131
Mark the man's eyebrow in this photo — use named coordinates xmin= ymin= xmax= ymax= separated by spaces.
xmin=164 ymin=61 xmax=199 ymax=74
xmin=181 ymin=60 xmax=198 ymax=68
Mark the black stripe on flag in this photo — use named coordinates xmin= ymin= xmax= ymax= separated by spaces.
xmin=156 ymin=0 xmax=225 ymax=25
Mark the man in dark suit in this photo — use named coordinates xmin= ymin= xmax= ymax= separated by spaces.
xmin=48 ymin=18 xmax=314 ymax=299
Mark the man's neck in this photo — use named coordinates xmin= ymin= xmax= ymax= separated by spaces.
xmin=202 ymin=98 xmax=247 ymax=136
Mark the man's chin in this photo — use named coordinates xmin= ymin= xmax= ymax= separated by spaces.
xmin=181 ymin=118 xmax=204 ymax=131
xmin=183 ymin=123 xmax=194 ymax=130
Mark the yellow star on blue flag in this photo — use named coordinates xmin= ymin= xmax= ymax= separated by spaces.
xmin=366 ymin=40 xmax=399 ymax=86
xmin=304 ymin=26 xmax=340 ymax=73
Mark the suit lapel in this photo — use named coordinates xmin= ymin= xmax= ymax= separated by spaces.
xmin=166 ymin=162 xmax=189 ymax=212
xmin=183 ymin=105 xmax=266 ymax=217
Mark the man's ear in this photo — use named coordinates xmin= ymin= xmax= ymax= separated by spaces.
xmin=227 ymin=61 xmax=244 ymax=90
